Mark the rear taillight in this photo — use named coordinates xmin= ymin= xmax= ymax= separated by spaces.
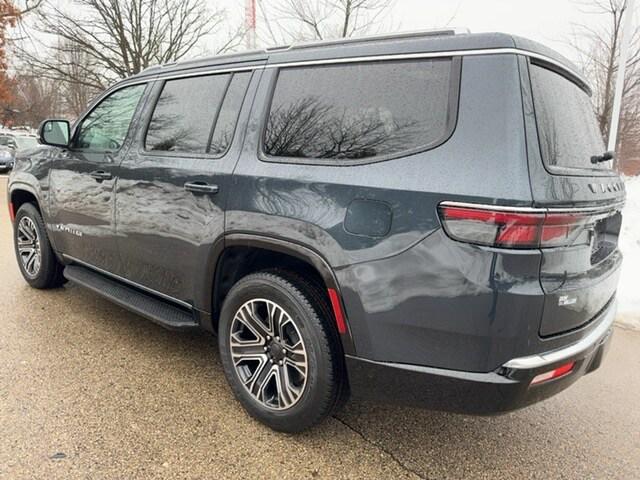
xmin=8 ymin=201 xmax=15 ymax=222
xmin=438 ymin=203 xmax=590 ymax=249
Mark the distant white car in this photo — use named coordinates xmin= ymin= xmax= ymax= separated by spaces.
xmin=13 ymin=134 xmax=39 ymax=152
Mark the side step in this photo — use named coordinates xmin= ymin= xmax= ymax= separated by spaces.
xmin=63 ymin=264 xmax=199 ymax=331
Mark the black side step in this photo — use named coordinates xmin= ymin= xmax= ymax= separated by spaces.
xmin=63 ymin=265 xmax=199 ymax=331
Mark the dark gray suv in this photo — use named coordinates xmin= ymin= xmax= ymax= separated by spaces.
xmin=8 ymin=30 xmax=625 ymax=432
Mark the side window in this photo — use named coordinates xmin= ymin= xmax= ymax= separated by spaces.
xmin=145 ymin=74 xmax=230 ymax=153
xmin=209 ymin=72 xmax=251 ymax=154
xmin=145 ymin=72 xmax=250 ymax=155
xmin=75 ymin=84 xmax=146 ymax=151
xmin=264 ymin=59 xmax=455 ymax=162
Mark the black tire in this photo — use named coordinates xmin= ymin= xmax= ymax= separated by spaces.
xmin=218 ymin=270 xmax=345 ymax=433
xmin=13 ymin=203 xmax=65 ymax=289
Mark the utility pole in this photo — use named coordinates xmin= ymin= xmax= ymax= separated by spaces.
xmin=608 ymin=0 xmax=636 ymax=154
xmin=245 ymin=0 xmax=257 ymax=50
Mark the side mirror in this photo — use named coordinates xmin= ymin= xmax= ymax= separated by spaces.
xmin=38 ymin=119 xmax=70 ymax=148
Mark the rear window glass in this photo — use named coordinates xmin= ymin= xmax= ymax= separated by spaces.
xmin=263 ymin=59 xmax=455 ymax=162
xmin=145 ymin=74 xmax=230 ymax=154
xmin=530 ymin=64 xmax=610 ymax=172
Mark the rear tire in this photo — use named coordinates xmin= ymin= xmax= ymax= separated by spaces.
xmin=13 ymin=203 xmax=65 ymax=289
xmin=218 ymin=270 xmax=345 ymax=432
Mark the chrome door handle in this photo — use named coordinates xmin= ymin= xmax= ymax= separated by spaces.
xmin=184 ymin=181 xmax=219 ymax=194
xmin=89 ymin=170 xmax=112 ymax=181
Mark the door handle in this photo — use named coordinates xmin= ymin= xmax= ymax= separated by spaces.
xmin=89 ymin=170 xmax=112 ymax=181
xmin=184 ymin=181 xmax=219 ymax=194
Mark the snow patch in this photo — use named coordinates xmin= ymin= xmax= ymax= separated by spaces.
xmin=618 ymin=175 xmax=640 ymax=330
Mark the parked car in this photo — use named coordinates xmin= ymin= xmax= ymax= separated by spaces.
xmin=13 ymin=134 xmax=39 ymax=153
xmin=0 ymin=132 xmax=39 ymax=155
xmin=0 ymin=146 xmax=15 ymax=172
xmin=0 ymin=133 xmax=18 ymax=151
xmin=7 ymin=30 xmax=625 ymax=432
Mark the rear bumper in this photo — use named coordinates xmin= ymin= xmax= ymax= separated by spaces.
xmin=346 ymin=301 xmax=615 ymax=414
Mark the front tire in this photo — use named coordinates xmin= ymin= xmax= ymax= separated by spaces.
xmin=218 ymin=271 xmax=345 ymax=433
xmin=13 ymin=203 xmax=65 ymax=289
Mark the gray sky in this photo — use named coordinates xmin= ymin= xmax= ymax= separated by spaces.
xmin=212 ymin=0 xmax=635 ymax=60
xmin=13 ymin=0 xmax=637 ymax=68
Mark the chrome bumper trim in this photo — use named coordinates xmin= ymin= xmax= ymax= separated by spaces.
xmin=503 ymin=301 xmax=616 ymax=370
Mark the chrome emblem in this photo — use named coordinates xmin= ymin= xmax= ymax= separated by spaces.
xmin=588 ymin=182 xmax=623 ymax=194
xmin=52 ymin=224 xmax=83 ymax=237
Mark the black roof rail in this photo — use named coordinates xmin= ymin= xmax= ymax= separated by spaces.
xmin=287 ymin=27 xmax=470 ymax=51
xmin=137 ymin=28 xmax=471 ymax=76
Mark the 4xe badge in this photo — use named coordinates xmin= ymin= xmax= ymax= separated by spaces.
xmin=558 ymin=295 xmax=577 ymax=306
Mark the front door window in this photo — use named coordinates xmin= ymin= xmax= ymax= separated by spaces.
xmin=74 ymin=84 xmax=146 ymax=152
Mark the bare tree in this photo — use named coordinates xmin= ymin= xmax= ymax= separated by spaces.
xmin=18 ymin=0 xmax=238 ymax=92
xmin=1 ymin=1 xmax=43 ymax=123
xmin=258 ymin=0 xmax=395 ymax=45
xmin=7 ymin=72 xmax=65 ymax=126
xmin=53 ymin=40 xmax=100 ymax=116
xmin=571 ymin=0 xmax=640 ymax=172
xmin=264 ymin=95 xmax=421 ymax=159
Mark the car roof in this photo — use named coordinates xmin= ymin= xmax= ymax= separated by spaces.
xmin=127 ymin=30 xmax=583 ymax=83
xmin=1 ymin=132 xmax=36 ymax=138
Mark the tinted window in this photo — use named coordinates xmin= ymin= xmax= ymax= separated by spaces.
xmin=145 ymin=74 xmax=230 ymax=153
xmin=530 ymin=64 xmax=609 ymax=171
xmin=0 ymin=135 xmax=16 ymax=148
xmin=264 ymin=59 xmax=454 ymax=161
xmin=76 ymin=84 xmax=146 ymax=151
xmin=209 ymin=72 xmax=251 ymax=155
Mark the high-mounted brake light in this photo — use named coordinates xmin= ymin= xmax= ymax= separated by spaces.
xmin=530 ymin=361 xmax=575 ymax=385
xmin=438 ymin=204 xmax=589 ymax=249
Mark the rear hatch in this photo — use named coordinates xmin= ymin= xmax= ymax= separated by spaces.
xmin=525 ymin=59 xmax=625 ymax=337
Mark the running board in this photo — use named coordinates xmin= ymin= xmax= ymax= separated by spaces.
xmin=63 ymin=265 xmax=199 ymax=331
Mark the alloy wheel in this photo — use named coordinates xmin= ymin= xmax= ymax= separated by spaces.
xmin=17 ymin=216 xmax=42 ymax=277
xmin=229 ymin=298 xmax=308 ymax=410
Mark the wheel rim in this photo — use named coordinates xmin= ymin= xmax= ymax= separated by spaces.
xmin=229 ymin=298 xmax=308 ymax=410
xmin=17 ymin=216 xmax=42 ymax=278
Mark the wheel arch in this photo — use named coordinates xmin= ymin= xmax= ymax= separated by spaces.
xmin=9 ymin=183 xmax=63 ymax=258
xmin=205 ymin=233 xmax=356 ymax=355
xmin=10 ymin=184 xmax=41 ymax=214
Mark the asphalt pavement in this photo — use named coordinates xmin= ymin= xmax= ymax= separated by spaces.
xmin=1 ymin=175 xmax=639 ymax=479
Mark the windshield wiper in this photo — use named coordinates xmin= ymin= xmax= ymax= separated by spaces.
xmin=591 ymin=151 xmax=615 ymax=164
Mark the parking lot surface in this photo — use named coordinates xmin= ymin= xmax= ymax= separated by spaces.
xmin=1 ymin=176 xmax=639 ymax=479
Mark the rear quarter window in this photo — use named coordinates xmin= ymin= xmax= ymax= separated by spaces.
xmin=263 ymin=58 xmax=458 ymax=164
